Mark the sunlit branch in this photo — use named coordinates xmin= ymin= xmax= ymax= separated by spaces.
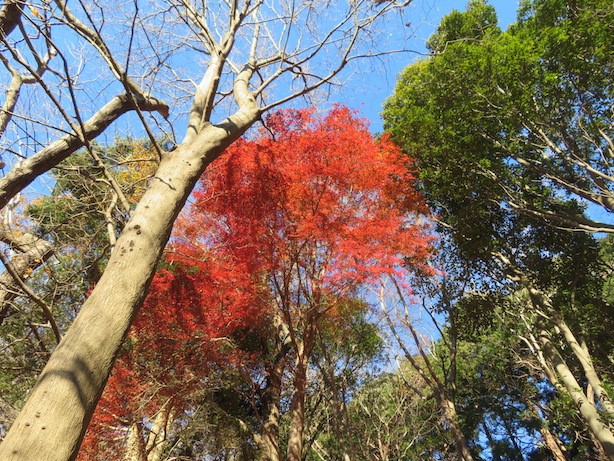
xmin=0 ymin=92 xmax=168 ymax=210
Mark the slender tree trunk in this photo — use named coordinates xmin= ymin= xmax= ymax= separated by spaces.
xmin=259 ymin=350 xmax=286 ymax=461
xmin=481 ymin=422 xmax=502 ymax=461
xmin=0 ymin=95 xmax=260 ymax=461
xmin=0 ymin=224 xmax=53 ymax=324
xmin=287 ymin=325 xmax=315 ymax=461
xmin=258 ymin=310 xmax=290 ymax=461
xmin=145 ymin=405 xmax=174 ymax=461
xmin=502 ymin=255 xmax=614 ymax=458
xmin=379 ymin=285 xmax=473 ymax=461
xmin=539 ymin=423 xmax=568 ymax=461
xmin=527 ymin=285 xmax=614 ymax=419
xmin=123 ymin=421 xmax=146 ymax=461
xmin=524 ymin=398 xmax=568 ymax=461
xmin=317 ymin=338 xmax=352 ymax=461
xmin=329 ymin=378 xmax=351 ymax=461
xmin=437 ymin=395 xmax=474 ymax=461
xmin=551 ymin=313 xmax=614 ymax=418
xmin=538 ymin=329 xmax=614 ymax=460
xmin=501 ymin=416 xmax=524 ymax=461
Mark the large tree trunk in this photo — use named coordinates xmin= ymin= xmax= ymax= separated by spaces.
xmin=0 ymin=95 xmax=260 ymax=461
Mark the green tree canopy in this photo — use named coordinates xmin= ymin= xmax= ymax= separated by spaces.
xmin=384 ymin=0 xmax=614 ymax=237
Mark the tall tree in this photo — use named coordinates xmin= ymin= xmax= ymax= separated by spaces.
xmin=383 ymin=0 xmax=614 ymax=457
xmin=384 ymin=0 xmax=614 ymax=234
xmin=179 ymin=106 xmax=433 ymax=460
xmin=0 ymin=1 xmax=417 ymax=459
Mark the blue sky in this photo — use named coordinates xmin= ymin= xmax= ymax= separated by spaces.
xmin=340 ymin=0 xmax=521 ymax=132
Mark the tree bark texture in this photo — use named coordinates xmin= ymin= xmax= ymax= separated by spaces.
xmin=286 ymin=324 xmax=316 ymax=461
xmin=0 ymin=104 xmax=260 ymax=461
xmin=0 ymin=226 xmax=53 ymax=324
xmin=258 ymin=349 xmax=286 ymax=461
xmin=0 ymin=93 xmax=168 ymax=210
xmin=123 ymin=421 xmax=146 ymax=461
xmin=538 ymin=329 xmax=614 ymax=460
xmin=0 ymin=1 xmax=22 ymax=39
xmin=539 ymin=424 xmax=568 ymax=461
xmin=437 ymin=395 xmax=475 ymax=461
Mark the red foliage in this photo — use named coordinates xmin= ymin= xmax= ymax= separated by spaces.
xmin=78 ymin=247 xmax=265 ymax=460
xmin=181 ymin=106 xmax=433 ymax=303
xmin=79 ymin=106 xmax=433 ymax=460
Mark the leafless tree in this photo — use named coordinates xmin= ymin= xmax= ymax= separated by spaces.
xmin=378 ymin=278 xmax=476 ymax=461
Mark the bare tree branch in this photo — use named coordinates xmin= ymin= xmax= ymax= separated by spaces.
xmin=0 ymin=92 xmax=168 ymax=210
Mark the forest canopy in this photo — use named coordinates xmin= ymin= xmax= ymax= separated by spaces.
xmin=0 ymin=0 xmax=613 ymax=460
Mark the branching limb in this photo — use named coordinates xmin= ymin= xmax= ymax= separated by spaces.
xmin=0 ymin=92 xmax=168 ymax=210
xmin=0 ymin=249 xmax=60 ymax=343
xmin=0 ymin=0 xmax=22 ymax=38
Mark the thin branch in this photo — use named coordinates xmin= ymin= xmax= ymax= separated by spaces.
xmin=0 ymin=250 xmax=61 ymax=343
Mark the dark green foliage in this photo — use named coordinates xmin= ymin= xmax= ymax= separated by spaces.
xmin=384 ymin=0 xmax=614 ymax=238
xmin=383 ymin=0 xmax=614 ymax=458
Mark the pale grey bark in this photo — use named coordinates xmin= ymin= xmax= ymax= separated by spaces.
xmin=0 ymin=93 xmax=260 ymax=460
xmin=538 ymin=329 xmax=614 ymax=460
xmin=121 ymin=405 xmax=173 ymax=461
xmin=123 ymin=422 xmax=147 ymax=461
xmin=0 ymin=224 xmax=54 ymax=329
xmin=497 ymin=253 xmax=614 ymax=458
xmin=550 ymin=312 xmax=614 ymax=418
xmin=143 ymin=405 xmax=174 ymax=461
xmin=0 ymin=93 xmax=168 ymax=210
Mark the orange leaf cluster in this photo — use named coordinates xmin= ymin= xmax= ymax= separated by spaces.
xmin=183 ymin=106 xmax=434 ymax=296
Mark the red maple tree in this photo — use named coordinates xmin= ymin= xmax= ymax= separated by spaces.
xmin=78 ymin=106 xmax=433 ymax=460
xmin=179 ymin=106 xmax=434 ymax=460
xmin=182 ymin=106 xmax=432 ymax=290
